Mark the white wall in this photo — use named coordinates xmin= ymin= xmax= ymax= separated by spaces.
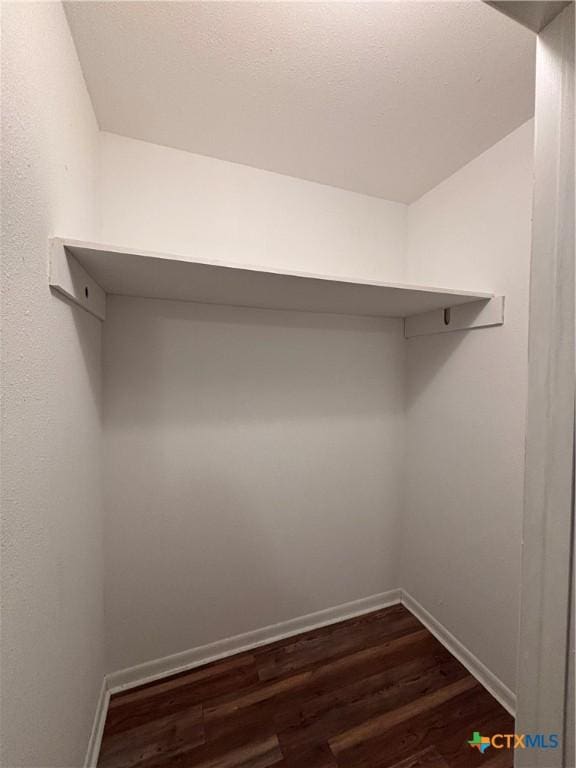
xmin=98 ymin=130 xmax=409 ymax=672
xmin=401 ymin=121 xmax=533 ymax=693
xmin=103 ymin=297 xmax=404 ymax=670
xmin=0 ymin=14 xmax=532 ymax=759
xmin=98 ymin=123 xmax=533 ymax=694
xmin=100 ymin=132 xmax=407 ymax=283
xmin=0 ymin=4 xmax=105 ymax=766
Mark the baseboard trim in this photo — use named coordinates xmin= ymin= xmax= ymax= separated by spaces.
xmin=84 ymin=678 xmax=110 ymax=768
xmin=401 ymin=590 xmax=516 ymax=716
xmin=106 ymin=589 xmax=403 ymax=694
xmin=88 ymin=586 xmax=515 ymax=766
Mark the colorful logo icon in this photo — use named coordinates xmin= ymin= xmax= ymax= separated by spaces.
xmin=468 ymin=731 xmax=559 ymax=754
xmin=469 ymin=732 xmax=491 ymax=754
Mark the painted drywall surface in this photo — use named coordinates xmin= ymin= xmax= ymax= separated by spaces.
xmin=103 ymin=297 xmax=404 ymax=671
xmin=98 ymin=129 xmax=408 ymax=673
xmin=0 ymin=3 xmax=105 ymax=766
xmin=66 ymin=1 xmax=535 ymax=203
xmin=401 ymin=121 xmax=534 ymax=692
xmin=100 ymin=132 xmax=407 ymax=283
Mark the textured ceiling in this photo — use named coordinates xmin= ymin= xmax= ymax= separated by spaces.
xmin=64 ymin=1 xmax=535 ymax=203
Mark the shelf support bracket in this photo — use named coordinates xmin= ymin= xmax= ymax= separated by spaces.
xmin=49 ymin=238 xmax=106 ymax=321
xmin=404 ymin=296 xmax=504 ymax=338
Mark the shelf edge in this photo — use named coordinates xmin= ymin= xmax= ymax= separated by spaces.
xmin=49 ymin=238 xmax=107 ymax=321
xmin=57 ymin=237 xmax=495 ymax=302
xmin=404 ymin=296 xmax=505 ymax=338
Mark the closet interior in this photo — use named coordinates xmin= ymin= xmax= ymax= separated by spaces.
xmin=4 ymin=2 xmax=567 ymax=767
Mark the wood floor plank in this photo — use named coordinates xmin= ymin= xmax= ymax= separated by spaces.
xmin=204 ymin=671 xmax=313 ymax=720
xmin=480 ymin=751 xmax=516 ymax=768
xmin=387 ymin=746 xmax=450 ymax=768
xmin=252 ymin=605 xmax=413 ymax=664
xmin=334 ymin=686 xmax=505 ymax=768
xmin=105 ymin=663 xmax=259 ymax=736
xmin=204 ymin=629 xmax=433 ymax=724
xmin=202 ymin=695 xmax=285 ymax=751
xmin=149 ymin=714 xmax=280 ymax=768
xmin=329 ymin=676 xmax=479 ymax=754
xmin=309 ymin=629 xmax=433 ymax=686
xmin=273 ymin=744 xmax=338 ymax=768
xmin=98 ymin=705 xmax=204 ymax=768
xmin=110 ymin=655 xmax=256 ymax=707
xmin=277 ymin=658 xmax=468 ymax=756
xmin=297 ymin=649 xmax=457 ymax=722
xmin=257 ymin=612 xmax=421 ymax=682
xmin=97 ymin=607 xmax=514 ymax=768
xmin=435 ymin=705 xmax=514 ymax=768
xmin=189 ymin=735 xmax=283 ymax=768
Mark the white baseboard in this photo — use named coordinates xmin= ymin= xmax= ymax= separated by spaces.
xmin=106 ymin=589 xmax=403 ymax=694
xmin=84 ymin=678 xmax=110 ymax=768
xmin=401 ymin=590 xmax=516 ymax=716
xmin=86 ymin=586 xmax=515 ymax=765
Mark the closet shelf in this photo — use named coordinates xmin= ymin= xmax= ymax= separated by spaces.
xmin=49 ymin=238 xmax=501 ymax=331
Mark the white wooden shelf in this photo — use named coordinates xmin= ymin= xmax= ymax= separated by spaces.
xmin=49 ymin=238 xmax=503 ymax=334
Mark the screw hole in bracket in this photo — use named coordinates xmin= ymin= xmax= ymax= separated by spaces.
xmin=443 ymin=307 xmax=451 ymax=326
xmin=84 ymin=286 xmax=89 ymax=299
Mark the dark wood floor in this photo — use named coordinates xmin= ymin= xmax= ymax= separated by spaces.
xmin=98 ymin=604 xmax=514 ymax=768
